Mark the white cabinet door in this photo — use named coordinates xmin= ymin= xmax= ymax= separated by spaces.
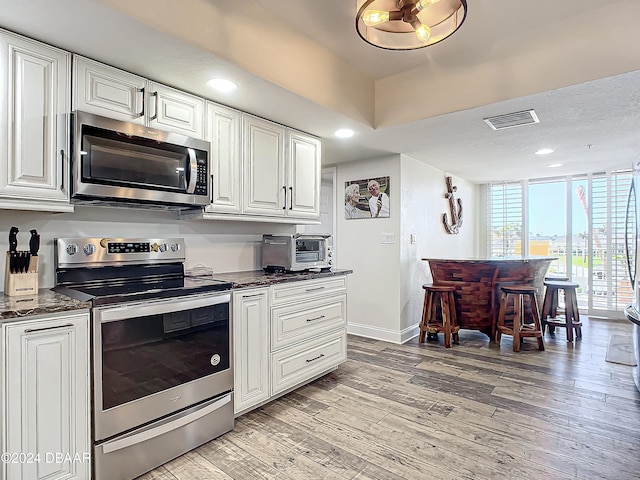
xmin=148 ymin=82 xmax=205 ymax=139
xmin=2 ymin=311 xmax=90 ymax=480
xmin=0 ymin=30 xmax=72 ymax=211
xmin=242 ymin=114 xmax=286 ymax=216
xmin=205 ymin=102 xmax=241 ymax=213
xmin=73 ymin=57 xmax=205 ymax=138
xmin=72 ymin=55 xmax=145 ymax=123
xmin=288 ymin=130 xmax=321 ymax=218
xmin=233 ymin=289 xmax=270 ymax=415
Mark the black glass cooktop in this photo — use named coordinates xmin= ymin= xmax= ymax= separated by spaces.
xmin=53 ymin=263 xmax=233 ymax=306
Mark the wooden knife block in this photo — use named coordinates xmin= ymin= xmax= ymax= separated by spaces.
xmin=4 ymin=251 xmax=38 ymax=296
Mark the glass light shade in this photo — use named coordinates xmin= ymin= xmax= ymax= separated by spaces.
xmin=355 ymin=0 xmax=467 ymax=50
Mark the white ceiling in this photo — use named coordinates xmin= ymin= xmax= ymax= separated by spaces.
xmin=3 ymin=0 xmax=640 ymax=184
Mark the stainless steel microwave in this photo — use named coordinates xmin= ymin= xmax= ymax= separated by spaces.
xmin=261 ymin=234 xmax=332 ymax=272
xmin=72 ymin=111 xmax=209 ymax=207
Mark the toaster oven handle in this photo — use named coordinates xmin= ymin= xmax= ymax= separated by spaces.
xmin=186 ymin=148 xmax=198 ymax=194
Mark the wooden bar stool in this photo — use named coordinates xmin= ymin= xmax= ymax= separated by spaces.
xmin=543 ymin=275 xmax=569 ymax=319
xmin=419 ymin=284 xmax=460 ymax=348
xmin=495 ymin=285 xmax=544 ymax=352
xmin=541 ymin=280 xmax=582 ymax=342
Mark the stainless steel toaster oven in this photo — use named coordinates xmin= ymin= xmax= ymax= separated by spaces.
xmin=261 ymin=234 xmax=332 ymax=272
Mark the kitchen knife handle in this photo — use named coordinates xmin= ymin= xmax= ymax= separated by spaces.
xmin=29 ymin=230 xmax=40 ymax=256
xmin=9 ymin=226 xmax=18 ymax=252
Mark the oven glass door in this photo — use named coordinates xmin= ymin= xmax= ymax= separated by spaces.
xmin=81 ymin=125 xmax=207 ymax=194
xmin=295 ymin=238 xmax=325 ymax=263
xmin=93 ymin=292 xmax=232 ymax=441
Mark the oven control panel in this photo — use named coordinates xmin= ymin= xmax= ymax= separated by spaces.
xmin=55 ymin=237 xmax=186 ymax=267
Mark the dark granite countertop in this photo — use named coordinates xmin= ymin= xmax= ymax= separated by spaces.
xmin=1 ymin=289 xmax=90 ymax=322
xmin=210 ymin=269 xmax=353 ymax=289
xmin=0 ymin=269 xmax=353 ymax=320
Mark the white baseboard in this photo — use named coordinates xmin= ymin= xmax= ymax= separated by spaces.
xmin=347 ymin=322 xmax=420 ymax=344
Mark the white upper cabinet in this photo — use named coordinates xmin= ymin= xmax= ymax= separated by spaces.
xmin=72 ymin=55 xmax=145 ymax=123
xmin=287 ymin=130 xmax=321 ymax=218
xmin=148 ymin=81 xmax=205 ymax=139
xmin=242 ymin=114 xmax=286 ymax=216
xmin=73 ymin=56 xmax=204 ymax=139
xmin=0 ymin=29 xmax=72 ymax=211
xmin=242 ymin=114 xmax=320 ymax=219
xmin=205 ymin=102 xmax=242 ymax=214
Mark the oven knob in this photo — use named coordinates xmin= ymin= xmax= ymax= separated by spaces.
xmin=83 ymin=243 xmax=96 ymax=256
xmin=170 ymin=243 xmax=180 ymax=252
xmin=158 ymin=243 xmax=168 ymax=252
xmin=210 ymin=354 xmax=221 ymax=366
xmin=65 ymin=243 xmax=79 ymax=255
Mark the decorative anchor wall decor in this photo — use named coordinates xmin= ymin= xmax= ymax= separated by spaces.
xmin=443 ymin=176 xmax=463 ymax=234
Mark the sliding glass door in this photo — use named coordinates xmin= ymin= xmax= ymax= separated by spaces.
xmin=487 ymin=171 xmax=633 ymax=319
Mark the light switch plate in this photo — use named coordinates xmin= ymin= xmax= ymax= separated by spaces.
xmin=410 ymin=234 xmax=417 ymax=244
xmin=381 ymin=233 xmax=395 ymax=244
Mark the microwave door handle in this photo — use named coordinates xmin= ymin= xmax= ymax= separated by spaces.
xmin=186 ymin=148 xmax=197 ymax=194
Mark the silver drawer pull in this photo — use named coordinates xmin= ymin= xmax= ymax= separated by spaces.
xmin=306 ymin=315 xmax=326 ymax=322
xmin=25 ymin=324 xmax=73 ymax=333
xmin=306 ymin=354 xmax=325 ymax=363
xmin=305 ymin=286 xmax=325 ymax=292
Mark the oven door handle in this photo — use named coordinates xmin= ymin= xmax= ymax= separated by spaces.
xmin=97 ymin=293 xmax=231 ymax=322
xmin=101 ymin=393 xmax=231 ymax=454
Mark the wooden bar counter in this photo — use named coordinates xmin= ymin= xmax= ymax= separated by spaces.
xmin=422 ymin=257 xmax=555 ymax=339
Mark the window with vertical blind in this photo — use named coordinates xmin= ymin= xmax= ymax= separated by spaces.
xmin=486 ymin=170 xmax=633 ymax=317
xmin=487 ymin=182 xmax=523 ymax=257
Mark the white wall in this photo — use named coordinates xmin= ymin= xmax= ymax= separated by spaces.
xmin=336 ymin=154 xmax=479 ymax=343
xmin=399 ymin=155 xmax=478 ymax=339
xmin=336 ymin=155 xmax=402 ymax=341
xmin=0 ymin=207 xmax=295 ymax=289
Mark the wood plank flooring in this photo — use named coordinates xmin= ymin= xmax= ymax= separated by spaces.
xmin=138 ymin=317 xmax=640 ymax=479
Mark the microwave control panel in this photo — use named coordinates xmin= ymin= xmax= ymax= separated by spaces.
xmin=195 ymin=158 xmax=208 ymax=196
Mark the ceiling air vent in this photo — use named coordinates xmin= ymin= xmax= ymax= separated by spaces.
xmin=483 ymin=109 xmax=540 ymax=130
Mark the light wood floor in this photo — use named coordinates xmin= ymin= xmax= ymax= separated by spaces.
xmin=139 ymin=317 xmax=640 ymax=479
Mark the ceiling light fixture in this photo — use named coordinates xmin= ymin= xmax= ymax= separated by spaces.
xmin=207 ymin=78 xmax=237 ymax=93
xmin=535 ymin=148 xmax=554 ymax=155
xmin=356 ymin=0 xmax=467 ymax=50
xmin=547 ymin=163 xmax=563 ymax=168
xmin=335 ymin=129 xmax=355 ymax=138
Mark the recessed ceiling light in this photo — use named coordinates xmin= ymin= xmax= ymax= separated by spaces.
xmin=547 ymin=163 xmax=563 ymax=168
xmin=335 ymin=129 xmax=354 ymax=138
xmin=535 ymin=148 xmax=554 ymax=155
xmin=207 ymin=78 xmax=237 ymax=93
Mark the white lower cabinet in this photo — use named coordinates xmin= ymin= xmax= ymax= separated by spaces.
xmin=271 ymin=329 xmax=346 ymax=396
xmin=233 ymin=277 xmax=348 ymax=416
xmin=1 ymin=310 xmax=90 ymax=480
xmin=233 ymin=288 xmax=270 ymax=415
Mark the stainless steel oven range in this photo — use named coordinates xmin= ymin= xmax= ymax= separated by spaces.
xmin=53 ymin=237 xmax=234 ymax=480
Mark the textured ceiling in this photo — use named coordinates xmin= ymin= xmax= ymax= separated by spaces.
xmin=3 ymin=0 xmax=640 ymax=183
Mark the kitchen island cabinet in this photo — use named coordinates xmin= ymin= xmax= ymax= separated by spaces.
xmin=0 ymin=29 xmax=72 ymax=212
xmin=1 ymin=309 xmax=90 ymax=480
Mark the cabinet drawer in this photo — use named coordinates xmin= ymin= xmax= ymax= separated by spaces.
xmin=271 ymin=329 xmax=346 ymax=396
xmin=271 ymin=276 xmax=347 ymax=305
xmin=271 ymin=294 xmax=346 ymax=350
